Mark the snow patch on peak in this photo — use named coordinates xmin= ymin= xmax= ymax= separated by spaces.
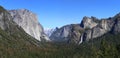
xmin=44 ymin=28 xmax=56 ymax=37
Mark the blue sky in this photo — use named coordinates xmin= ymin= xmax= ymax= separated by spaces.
xmin=0 ymin=0 xmax=120 ymax=29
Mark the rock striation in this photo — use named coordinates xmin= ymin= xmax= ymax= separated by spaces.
xmin=50 ymin=24 xmax=84 ymax=43
xmin=83 ymin=14 xmax=120 ymax=41
xmin=8 ymin=9 xmax=49 ymax=41
xmin=80 ymin=16 xmax=99 ymax=29
xmin=0 ymin=6 xmax=40 ymax=46
xmin=50 ymin=13 xmax=120 ymax=44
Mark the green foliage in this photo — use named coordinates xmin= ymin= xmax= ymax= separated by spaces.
xmin=0 ymin=6 xmax=120 ymax=57
xmin=0 ymin=25 xmax=120 ymax=58
xmin=76 ymin=33 xmax=120 ymax=58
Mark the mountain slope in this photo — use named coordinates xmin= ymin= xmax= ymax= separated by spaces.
xmin=8 ymin=9 xmax=49 ymax=41
xmin=0 ymin=5 xmax=120 ymax=58
xmin=83 ymin=13 xmax=120 ymax=41
xmin=50 ymin=24 xmax=84 ymax=43
xmin=50 ymin=13 xmax=120 ymax=44
xmin=0 ymin=5 xmax=44 ymax=58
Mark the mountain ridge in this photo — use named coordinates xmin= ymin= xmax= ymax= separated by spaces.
xmin=0 ymin=5 xmax=120 ymax=58
xmin=50 ymin=12 xmax=120 ymax=44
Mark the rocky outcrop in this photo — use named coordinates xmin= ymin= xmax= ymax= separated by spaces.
xmin=80 ymin=16 xmax=99 ymax=29
xmin=50 ymin=25 xmax=72 ymax=42
xmin=83 ymin=19 xmax=113 ymax=41
xmin=83 ymin=14 xmax=120 ymax=41
xmin=50 ymin=16 xmax=100 ymax=44
xmin=0 ymin=6 xmax=40 ymax=46
xmin=112 ymin=13 xmax=120 ymax=33
xmin=50 ymin=24 xmax=84 ymax=43
xmin=8 ymin=9 xmax=49 ymax=41
xmin=0 ymin=6 xmax=17 ymax=31
xmin=50 ymin=13 xmax=120 ymax=44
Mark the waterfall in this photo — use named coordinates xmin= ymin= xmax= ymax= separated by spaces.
xmin=78 ymin=34 xmax=83 ymax=44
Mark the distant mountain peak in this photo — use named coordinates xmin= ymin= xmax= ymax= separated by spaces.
xmin=44 ymin=28 xmax=57 ymax=37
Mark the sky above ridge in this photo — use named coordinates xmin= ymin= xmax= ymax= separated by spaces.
xmin=0 ymin=0 xmax=120 ymax=29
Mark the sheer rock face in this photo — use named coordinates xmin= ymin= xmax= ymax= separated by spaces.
xmin=50 ymin=25 xmax=72 ymax=42
xmin=83 ymin=14 xmax=120 ymax=41
xmin=50 ymin=13 xmax=120 ymax=44
xmin=0 ymin=6 xmax=41 ymax=47
xmin=8 ymin=9 xmax=49 ymax=41
xmin=0 ymin=12 xmax=11 ymax=30
xmin=80 ymin=16 xmax=99 ymax=29
xmin=0 ymin=6 xmax=17 ymax=31
xmin=112 ymin=13 xmax=120 ymax=33
xmin=83 ymin=19 xmax=112 ymax=41
xmin=50 ymin=24 xmax=84 ymax=44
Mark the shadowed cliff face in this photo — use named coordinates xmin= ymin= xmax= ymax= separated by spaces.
xmin=50 ymin=13 xmax=120 ymax=44
xmin=50 ymin=24 xmax=84 ymax=44
xmin=8 ymin=9 xmax=50 ymax=41
xmin=0 ymin=6 xmax=16 ymax=31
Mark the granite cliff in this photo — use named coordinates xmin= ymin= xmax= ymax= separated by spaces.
xmin=50 ymin=13 xmax=120 ymax=44
xmin=8 ymin=9 xmax=49 ymax=41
